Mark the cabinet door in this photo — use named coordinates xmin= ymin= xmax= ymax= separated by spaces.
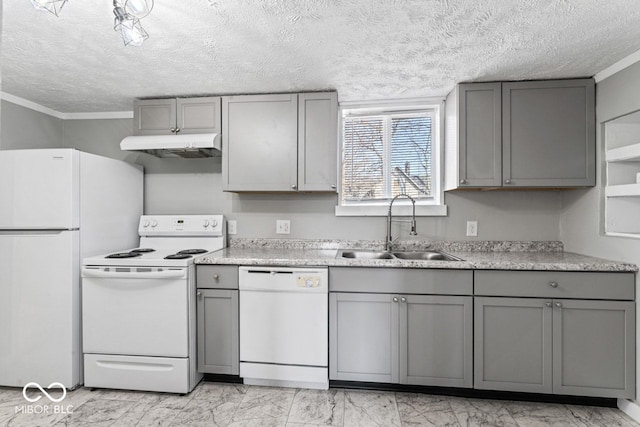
xmin=177 ymin=97 xmax=221 ymax=134
xmin=502 ymin=79 xmax=595 ymax=187
xmin=552 ymin=299 xmax=635 ymax=398
xmin=222 ymin=94 xmax=298 ymax=192
xmin=133 ymin=99 xmax=177 ymax=135
xmin=474 ymin=297 xmax=553 ymax=393
xmin=329 ymin=293 xmax=399 ymax=382
xmin=400 ymin=295 xmax=472 ymax=387
xmin=457 ymin=83 xmax=502 ymax=188
xmin=197 ymin=289 xmax=239 ymax=375
xmin=298 ymin=92 xmax=338 ymax=192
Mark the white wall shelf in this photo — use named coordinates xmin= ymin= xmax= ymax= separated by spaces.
xmin=604 ymin=110 xmax=640 ymax=237
xmin=606 ymin=183 xmax=640 ymax=197
xmin=606 ymin=143 xmax=640 ymax=162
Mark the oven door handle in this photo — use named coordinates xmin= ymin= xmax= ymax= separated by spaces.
xmin=81 ymin=268 xmax=186 ymax=280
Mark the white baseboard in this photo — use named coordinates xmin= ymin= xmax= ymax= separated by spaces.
xmin=618 ymin=398 xmax=640 ymax=423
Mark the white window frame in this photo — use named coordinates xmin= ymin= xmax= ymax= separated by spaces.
xmin=335 ymin=98 xmax=447 ymax=217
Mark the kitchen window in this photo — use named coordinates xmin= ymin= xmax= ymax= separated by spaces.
xmin=336 ymin=100 xmax=446 ymax=216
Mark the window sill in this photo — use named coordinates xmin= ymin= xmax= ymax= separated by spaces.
xmin=335 ymin=204 xmax=448 ymax=217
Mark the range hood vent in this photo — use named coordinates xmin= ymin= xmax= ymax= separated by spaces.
xmin=120 ymin=133 xmax=221 ymax=158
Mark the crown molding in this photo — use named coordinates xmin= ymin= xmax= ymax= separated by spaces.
xmin=1 ymin=92 xmax=133 ymax=120
xmin=594 ymin=48 xmax=640 ymax=83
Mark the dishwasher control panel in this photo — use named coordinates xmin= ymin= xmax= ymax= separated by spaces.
xmin=297 ymin=275 xmax=322 ymax=288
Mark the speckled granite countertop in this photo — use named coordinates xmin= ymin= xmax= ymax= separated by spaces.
xmin=195 ymin=239 xmax=638 ymax=272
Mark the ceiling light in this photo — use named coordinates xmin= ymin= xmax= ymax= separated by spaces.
xmin=113 ymin=2 xmax=149 ymax=47
xmin=29 ymin=0 xmax=68 ymax=17
xmin=124 ymin=0 xmax=154 ymax=19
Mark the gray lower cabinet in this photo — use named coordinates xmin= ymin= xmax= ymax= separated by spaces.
xmin=196 ymin=289 xmax=239 ymax=375
xmin=330 ymin=292 xmax=473 ymax=387
xmin=475 ymin=296 xmax=635 ymax=398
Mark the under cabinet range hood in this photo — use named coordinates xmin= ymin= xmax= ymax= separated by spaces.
xmin=120 ymin=133 xmax=221 ymax=158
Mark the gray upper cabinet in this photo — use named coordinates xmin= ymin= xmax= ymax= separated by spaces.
xmin=134 ymin=97 xmax=221 ymax=136
xmin=298 ymin=92 xmax=339 ymax=191
xmin=445 ymin=78 xmax=595 ymax=190
xmin=503 ymin=80 xmax=595 ymax=187
xmin=445 ymin=83 xmax=502 ymax=189
xmin=222 ymin=92 xmax=338 ymax=192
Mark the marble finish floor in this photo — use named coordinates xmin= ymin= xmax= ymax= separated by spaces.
xmin=0 ymin=381 xmax=638 ymax=426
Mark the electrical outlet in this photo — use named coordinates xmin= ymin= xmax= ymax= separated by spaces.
xmin=276 ymin=220 xmax=291 ymax=234
xmin=227 ymin=220 xmax=237 ymax=235
xmin=466 ymin=221 xmax=478 ymax=237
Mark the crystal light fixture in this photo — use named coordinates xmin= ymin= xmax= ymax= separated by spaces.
xmin=29 ymin=0 xmax=68 ymax=17
xmin=29 ymin=0 xmax=154 ymax=47
xmin=113 ymin=1 xmax=150 ymax=47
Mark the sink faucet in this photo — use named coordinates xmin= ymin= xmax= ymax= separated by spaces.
xmin=385 ymin=194 xmax=417 ymax=252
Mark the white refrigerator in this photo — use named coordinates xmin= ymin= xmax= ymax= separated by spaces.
xmin=0 ymin=149 xmax=143 ymax=389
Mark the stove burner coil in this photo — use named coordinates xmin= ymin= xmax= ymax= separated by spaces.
xmin=164 ymin=254 xmax=193 ymax=260
xmin=106 ymin=252 xmax=143 ymax=259
xmin=177 ymin=249 xmax=208 ymax=255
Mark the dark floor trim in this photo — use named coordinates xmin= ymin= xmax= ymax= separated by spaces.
xmin=203 ymin=374 xmax=243 ymax=384
xmin=330 ymin=381 xmax=618 ymax=408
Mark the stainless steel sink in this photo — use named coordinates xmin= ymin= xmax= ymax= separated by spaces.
xmin=337 ymin=249 xmax=461 ymax=261
xmin=392 ymin=251 xmax=461 ymax=261
xmin=339 ymin=250 xmax=395 ymax=260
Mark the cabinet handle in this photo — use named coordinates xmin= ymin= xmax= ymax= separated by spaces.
xmin=331 ymin=184 xmax=336 ymax=189
xmin=175 ymin=128 xmax=181 ymax=133
xmin=460 ymin=179 xmax=467 ymax=185
xmin=555 ymin=302 xmax=562 ymax=308
xmin=213 ymin=274 xmax=219 ymax=280
xmin=545 ymin=302 xmax=552 ymax=307
xmin=197 ymin=292 xmax=202 ymax=298
xmin=170 ymin=127 xmax=176 ymax=133
xmin=400 ymin=297 xmax=407 ymax=303
xmin=291 ymin=184 xmax=297 ymax=190
xmin=392 ymin=297 xmax=399 ymax=303
xmin=504 ymin=179 xmax=512 ymax=184
xmin=549 ymin=281 xmax=558 ymax=288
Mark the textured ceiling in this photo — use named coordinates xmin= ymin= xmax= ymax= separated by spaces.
xmin=2 ymin=0 xmax=640 ymax=113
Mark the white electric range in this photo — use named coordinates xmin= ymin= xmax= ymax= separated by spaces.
xmin=81 ymin=215 xmax=226 ymax=394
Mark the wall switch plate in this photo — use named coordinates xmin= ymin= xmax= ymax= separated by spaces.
xmin=276 ymin=220 xmax=291 ymax=234
xmin=227 ymin=220 xmax=237 ymax=235
xmin=466 ymin=221 xmax=478 ymax=237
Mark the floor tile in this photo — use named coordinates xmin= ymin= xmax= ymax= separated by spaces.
xmin=172 ymin=392 xmax=245 ymax=426
xmin=565 ymin=404 xmax=639 ymax=426
xmin=192 ymin=382 xmax=248 ymax=401
xmin=231 ymin=386 xmax=295 ymax=424
xmin=395 ymin=392 xmax=459 ymax=426
xmin=343 ymin=390 xmax=401 ymax=427
xmin=505 ymin=400 xmax=581 ymax=426
xmin=448 ymin=397 xmax=518 ymax=426
xmin=53 ymin=397 xmax=135 ymax=426
xmin=288 ymin=389 xmax=344 ymax=425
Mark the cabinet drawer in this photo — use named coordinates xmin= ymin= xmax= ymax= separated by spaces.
xmin=475 ymin=271 xmax=634 ymax=300
xmin=330 ymin=267 xmax=472 ymax=295
xmin=196 ymin=265 xmax=238 ymax=289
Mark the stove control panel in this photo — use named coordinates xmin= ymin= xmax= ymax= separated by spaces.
xmin=139 ymin=215 xmax=225 ymax=236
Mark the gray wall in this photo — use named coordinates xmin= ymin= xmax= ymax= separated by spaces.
xmin=0 ymin=100 xmax=63 ymax=150
xmin=61 ymin=118 xmax=563 ymax=241
xmin=560 ymin=60 xmax=640 ymax=405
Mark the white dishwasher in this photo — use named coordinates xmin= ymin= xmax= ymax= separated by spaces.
xmin=239 ymin=266 xmax=328 ymax=390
